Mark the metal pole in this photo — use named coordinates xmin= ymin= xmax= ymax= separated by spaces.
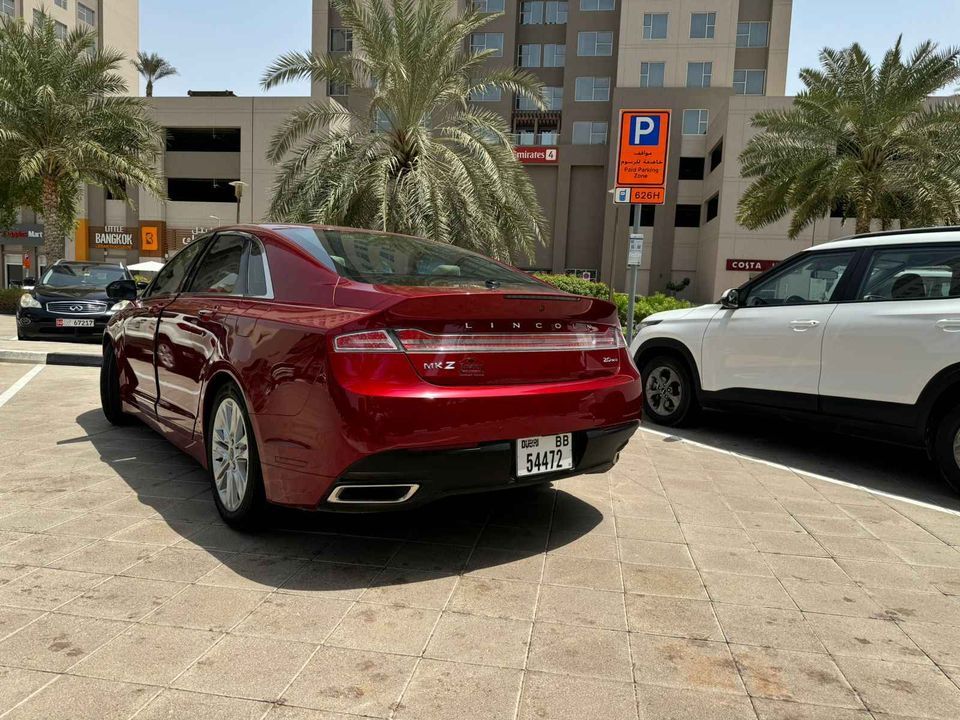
xmin=626 ymin=263 xmax=639 ymax=346
xmin=608 ymin=204 xmax=621 ymax=300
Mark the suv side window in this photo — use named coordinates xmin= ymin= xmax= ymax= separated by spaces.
xmin=144 ymin=237 xmax=209 ymax=299
xmin=858 ymin=245 xmax=960 ymax=301
xmin=186 ymin=234 xmax=246 ymax=295
xmin=744 ymin=251 xmax=855 ymax=307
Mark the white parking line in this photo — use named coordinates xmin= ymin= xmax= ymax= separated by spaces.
xmin=639 ymin=425 xmax=960 ymax=519
xmin=0 ymin=364 xmax=44 ymax=409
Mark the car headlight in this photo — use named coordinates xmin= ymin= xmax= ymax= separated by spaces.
xmin=108 ymin=300 xmax=131 ymax=314
xmin=639 ymin=319 xmax=662 ymax=329
xmin=19 ymin=293 xmax=41 ymax=309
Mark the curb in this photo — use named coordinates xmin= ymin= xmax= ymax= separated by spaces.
xmin=0 ymin=349 xmax=101 ymax=367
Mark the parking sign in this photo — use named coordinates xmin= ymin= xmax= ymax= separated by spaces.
xmin=616 ymin=110 xmax=671 ymax=188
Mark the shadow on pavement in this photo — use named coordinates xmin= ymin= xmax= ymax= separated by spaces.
xmin=646 ymin=410 xmax=960 ymax=512
xmin=67 ymin=409 xmax=601 ymax=591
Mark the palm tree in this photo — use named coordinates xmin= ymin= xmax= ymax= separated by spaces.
xmin=261 ymin=0 xmax=548 ymax=263
xmin=133 ymin=51 xmax=178 ymax=97
xmin=0 ymin=12 xmax=164 ymax=263
xmin=737 ymin=39 xmax=960 ymax=237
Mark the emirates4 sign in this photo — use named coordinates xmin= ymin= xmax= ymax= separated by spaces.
xmin=615 ymin=110 xmax=670 ymax=205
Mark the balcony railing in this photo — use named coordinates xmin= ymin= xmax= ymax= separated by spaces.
xmin=508 ymin=132 xmax=560 ymax=146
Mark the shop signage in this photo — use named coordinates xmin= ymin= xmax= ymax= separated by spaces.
xmin=726 ymin=258 xmax=779 ymax=272
xmin=91 ymin=225 xmax=136 ymax=249
xmin=616 ymin=110 xmax=671 ymax=189
xmin=514 ymin=146 xmax=558 ymax=164
xmin=141 ymin=226 xmax=160 ymax=252
xmin=169 ymin=227 xmax=210 ymax=248
xmin=0 ymin=224 xmax=44 ymax=247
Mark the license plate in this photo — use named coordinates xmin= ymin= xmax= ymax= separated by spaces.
xmin=516 ymin=433 xmax=573 ymax=477
xmin=56 ymin=319 xmax=94 ymax=328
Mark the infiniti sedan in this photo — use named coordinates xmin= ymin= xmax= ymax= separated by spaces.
xmin=100 ymin=225 xmax=642 ymax=527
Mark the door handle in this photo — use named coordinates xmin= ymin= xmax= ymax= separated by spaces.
xmin=936 ymin=319 xmax=960 ymax=332
xmin=197 ymin=308 xmax=216 ymax=319
xmin=789 ymin=320 xmax=820 ymax=331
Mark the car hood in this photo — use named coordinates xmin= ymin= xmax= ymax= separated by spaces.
xmin=33 ymin=286 xmax=111 ymax=300
xmin=644 ymin=303 xmax=721 ymax=324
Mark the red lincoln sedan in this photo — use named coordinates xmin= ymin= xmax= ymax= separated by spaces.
xmin=100 ymin=225 xmax=641 ymax=527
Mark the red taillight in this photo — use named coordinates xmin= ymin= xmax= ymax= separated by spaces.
xmin=394 ymin=327 xmax=622 ymax=353
xmin=333 ymin=330 xmax=401 ymax=352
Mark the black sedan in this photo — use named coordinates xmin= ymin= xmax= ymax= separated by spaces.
xmin=16 ymin=261 xmax=138 ymax=341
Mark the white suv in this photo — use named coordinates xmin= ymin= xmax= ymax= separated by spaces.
xmin=631 ymin=228 xmax=960 ymax=492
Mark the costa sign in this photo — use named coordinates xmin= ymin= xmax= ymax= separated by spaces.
xmin=726 ymin=258 xmax=779 ymax=272
xmin=514 ymin=146 xmax=558 ymax=164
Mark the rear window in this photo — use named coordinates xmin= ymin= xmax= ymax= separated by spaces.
xmin=277 ymin=228 xmax=542 ymax=289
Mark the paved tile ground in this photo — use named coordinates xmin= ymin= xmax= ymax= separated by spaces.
xmin=1 ymin=362 xmax=960 ymax=718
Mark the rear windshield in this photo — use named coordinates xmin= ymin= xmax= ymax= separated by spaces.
xmin=40 ymin=264 xmax=128 ymax=289
xmin=277 ymin=227 xmax=542 ymax=289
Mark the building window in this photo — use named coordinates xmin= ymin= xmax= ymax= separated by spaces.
xmin=167 ymin=178 xmax=241 ymax=203
xmin=470 ymin=32 xmax=504 ymax=57
xmin=580 ymin=0 xmax=614 ymax=10
xmin=630 ymin=204 xmax=656 ymax=226
xmin=639 ymin=62 xmax=665 ymax=88
xmin=165 ymin=127 xmax=242 ymax=153
xmin=675 ymin=204 xmax=701 ymax=228
xmin=575 ymin=76 xmax=610 ymax=102
xmin=328 ymin=81 xmax=349 ymax=97
xmin=518 ymin=44 xmax=541 ymax=68
xmin=736 ymin=21 xmax=769 ymax=48
xmin=520 ymin=1 xmax=543 ymax=24
xmin=55 ymin=0 xmax=68 ymax=9
xmin=690 ymin=12 xmax=716 ymax=39
xmin=733 ymin=69 xmax=766 ymax=95
xmin=678 ymin=157 xmax=705 ymax=181
xmin=682 ymin=109 xmax=709 ymax=135
xmin=330 ymin=28 xmax=353 ymax=52
xmin=542 ymin=85 xmax=563 ymax=110
xmin=686 ymin=61 xmax=712 ymax=88
xmin=572 ymin=121 xmax=608 ymax=145
xmin=710 ymin=140 xmax=723 ymax=171
xmin=543 ymin=43 xmax=566 ymax=67
xmin=54 ymin=20 xmax=68 ymax=40
xmin=643 ymin=13 xmax=668 ymax=39
xmin=705 ymin=193 xmax=719 ymax=222
xmin=473 ymin=0 xmax=504 ymax=12
xmin=77 ymin=2 xmax=95 ymax=26
xmin=546 ymin=1 xmax=567 ymax=23
xmin=471 ymin=87 xmax=502 ymax=102
xmin=577 ymin=31 xmax=613 ymax=56
xmin=1 ymin=0 xmax=14 ymax=16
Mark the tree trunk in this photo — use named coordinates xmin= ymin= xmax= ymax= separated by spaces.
xmin=146 ymin=79 xmax=153 ymax=97
xmin=855 ymin=209 xmax=872 ymax=235
xmin=40 ymin=175 xmax=65 ymax=267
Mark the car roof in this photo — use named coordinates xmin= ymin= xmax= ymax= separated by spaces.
xmin=803 ymin=227 xmax=960 ymax=251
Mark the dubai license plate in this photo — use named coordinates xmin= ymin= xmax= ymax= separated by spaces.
xmin=56 ymin=318 xmax=94 ymax=328
xmin=516 ymin=433 xmax=573 ymax=477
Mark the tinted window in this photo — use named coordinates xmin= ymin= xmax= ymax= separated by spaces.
xmin=188 ymin=235 xmax=245 ymax=295
xmin=40 ymin=264 xmax=127 ymax=289
xmin=858 ymin=245 xmax=960 ymax=301
xmin=246 ymin=240 xmax=270 ymax=297
xmin=277 ymin=228 xmax=543 ymax=289
xmin=678 ymin=157 xmax=705 ymax=180
xmin=146 ymin=239 xmax=208 ymax=298
xmin=675 ymin=204 xmax=701 ymax=228
xmin=745 ymin=252 xmax=855 ymax=306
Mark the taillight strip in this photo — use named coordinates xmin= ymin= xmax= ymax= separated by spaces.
xmin=394 ymin=328 xmax=623 ymax=353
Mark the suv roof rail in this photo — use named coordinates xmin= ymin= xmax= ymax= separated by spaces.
xmin=839 ymin=226 xmax=960 ymax=242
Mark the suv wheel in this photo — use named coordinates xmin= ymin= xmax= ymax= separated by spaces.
xmin=641 ymin=355 xmax=699 ymax=427
xmin=933 ymin=405 xmax=960 ymax=493
xmin=207 ymin=383 xmax=266 ymax=529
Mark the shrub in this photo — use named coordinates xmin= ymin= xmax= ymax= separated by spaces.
xmin=535 ymin=273 xmax=610 ymax=299
xmin=0 ymin=288 xmax=26 ymax=315
xmin=536 ymin=274 xmax=693 ymax=328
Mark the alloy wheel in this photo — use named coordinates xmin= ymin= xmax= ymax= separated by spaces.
xmin=645 ymin=366 xmax=683 ymax=417
xmin=211 ymin=398 xmax=249 ymax=511
xmin=952 ymin=427 xmax=960 ymax=472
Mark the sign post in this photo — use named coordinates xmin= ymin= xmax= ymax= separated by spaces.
xmin=625 ymin=234 xmax=643 ymax=345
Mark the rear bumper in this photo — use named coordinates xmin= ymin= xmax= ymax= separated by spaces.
xmin=320 ymin=420 xmax=639 ymax=511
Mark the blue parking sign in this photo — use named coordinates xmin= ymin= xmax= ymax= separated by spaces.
xmin=629 ymin=115 xmax=661 ymax=146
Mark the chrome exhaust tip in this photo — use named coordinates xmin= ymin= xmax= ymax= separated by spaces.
xmin=327 ymin=483 xmax=420 ymax=504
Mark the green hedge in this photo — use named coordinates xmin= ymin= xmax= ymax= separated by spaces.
xmin=536 ymin=274 xmax=692 ymax=328
xmin=0 ymin=288 xmax=25 ymax=315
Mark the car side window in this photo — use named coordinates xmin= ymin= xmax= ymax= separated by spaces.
xmin=743 ymin=252 xmax=855 ymax=307
xmin=245 ymin=239 xmax=271 ymax=297
xmin=186 ymin=235 xmax=246 ymax=295
xmin=858 ymin=245 xmax=960 ymax=301
xmin=144 ymin=238 xmax=208 ymax=299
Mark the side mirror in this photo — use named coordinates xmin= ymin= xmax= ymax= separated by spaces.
xmin=720 ymin=287 xmax=741 ymax=310
xmin=106 ymin=279 xmax=138 ymax=301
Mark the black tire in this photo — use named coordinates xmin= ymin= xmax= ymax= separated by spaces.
xmin=933 ymin=404 xmax=960 ymax=494
xmin=207 ymin=383 xmax=267 ymax=530
xmin=99 ymin=341 xmax=130 ymax=425
xmin=640 ymin=354 xmax=700 ymax=427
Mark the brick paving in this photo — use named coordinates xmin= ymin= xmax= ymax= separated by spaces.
xmin=1 ymin=363 xmax=960 ymax=718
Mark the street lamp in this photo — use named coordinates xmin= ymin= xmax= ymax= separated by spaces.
xmin=228 ymin=181 xmax=248 ymax=224
xmin=209 ymin=215 xmax=221 ymax=226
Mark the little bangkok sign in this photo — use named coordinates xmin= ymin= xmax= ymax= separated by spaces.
xmin=91 ymin=225 xmax=136 ymax=249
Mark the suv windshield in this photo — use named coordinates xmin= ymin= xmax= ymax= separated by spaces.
xmin=40 ymin=264 xmax=128 ymax=289
xmin=277 ymin=227 xmax=542 ymax=289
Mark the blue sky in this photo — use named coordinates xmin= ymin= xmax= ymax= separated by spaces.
xmin=139 ymin=0 xmax=960 ymax=97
